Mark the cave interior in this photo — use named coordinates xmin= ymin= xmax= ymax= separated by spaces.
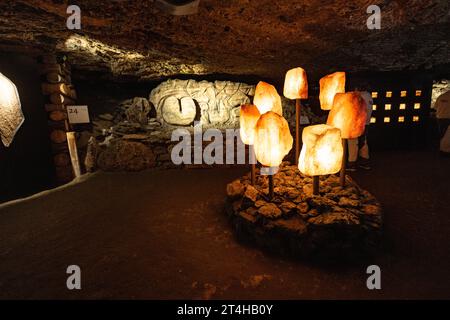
xmin=0 ymin=0 xmax=449 ymax=300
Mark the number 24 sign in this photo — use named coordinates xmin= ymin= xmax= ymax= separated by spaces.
xmin=67 ymin=105 xmax=90 ymax=124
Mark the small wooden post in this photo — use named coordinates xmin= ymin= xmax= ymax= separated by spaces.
xmin=66 ymin=132 xmax=81 ymax=178
xmin=268 ymin=174 xmax=274 ymax=200
xmin=251 ymin=163 xmax=256 ymax=186
xmin=313 ymin=176 xmax=320 ymax=195
xmin=249 ymin=145 xmax=256 ymax=186
xmin=340 ymin=138 xmax=348 ymax=188
xmin=295 ymin=99 xmax=301 ymax=165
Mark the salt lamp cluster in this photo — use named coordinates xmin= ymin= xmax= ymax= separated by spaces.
xmin=253 ymin=111 xmax=293 ymax=167
xmin=298 ymin=124 xmax=343 ymax=176
xmin=327 ymin=91 xmax=367 ymax=139
xmin=319 ymin=72 xmax=346 ymax=110
xmin=253 ymin=81 xmax=283 ymax=115
xmin=238 ymin=68 xmax=368 ymax=198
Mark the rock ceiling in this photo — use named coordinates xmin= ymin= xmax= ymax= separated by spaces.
xmin=0 ymin=0 xmax=449 ymax=82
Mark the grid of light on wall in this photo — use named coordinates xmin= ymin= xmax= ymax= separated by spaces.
xmin=370 ymin=89 xmax=425 ymax=124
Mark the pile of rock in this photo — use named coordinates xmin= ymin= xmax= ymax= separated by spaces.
xmin=225 ymin=162 xmax=383 ymax=260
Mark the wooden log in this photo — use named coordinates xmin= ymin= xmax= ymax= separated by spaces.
xmin=49 ymin=110 xmax=67 ymax=121
xmin=48 ymin=120 xmax=68 ymax=130
xmin=51 ymin=142 xmax=69 ymax=154
xmin=39 ymin=63 xmax=70 ymax=77
xmin=54 ymin=153 xmax=71 ymax=167
xmin=39 ymin=63 xmax=62 ymax=75
xmin=50 ymin=129 xmax=67 ymax=144
xmin=50 ymin=93 xmax=74 ymax=105
xmin=55 ymin=165 xmax=73 ymax=182
xmin=45 ymin=104 xmax=66 ymax=112
xmin=41 ymin=55 xmax=57 ymax=64
xmin=46 ymin=72 xmax=65 ymax=84
xmin=41 ymin=54 xmax=67 ymax=65
xmin=42 ymin=83 xmax=76 ymax=99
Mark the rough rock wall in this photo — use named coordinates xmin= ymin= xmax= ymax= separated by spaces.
xmin=0 ymin=1 xmax=449 ymax=81
xmin=432 ymin=79 xmax=450 ymax=108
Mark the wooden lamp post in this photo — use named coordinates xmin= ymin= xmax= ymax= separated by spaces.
xmin=327 ymin=92 xmax=367 ymax=188
xmin=283 ymin=67 xmax=308 ymax=165
xmin=298 ymin=124 xmax=343 ymax=195
xmin=239 ymin=104 xmax=261 ymax=185
xmin=253 ymin=111 xmax=293 ymax=200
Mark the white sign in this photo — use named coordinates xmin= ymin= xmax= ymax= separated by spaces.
xmin=67 ymin=105 xmax=90 ymax=124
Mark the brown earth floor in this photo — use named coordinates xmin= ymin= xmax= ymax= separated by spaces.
xmin=0 ymin=150 xmax=449 ymax=299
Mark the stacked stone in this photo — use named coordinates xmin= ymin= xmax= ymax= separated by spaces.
xmin=226 ymin=162 xmax=383 ymax=260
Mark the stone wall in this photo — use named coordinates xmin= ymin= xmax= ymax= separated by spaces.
xmin=86 ymin=79 xmax=319 ymax=172
xmin=432 ymin=79 xmax=450 ymax=108
xmin=150 ymin=79 xmax=255 ymax=128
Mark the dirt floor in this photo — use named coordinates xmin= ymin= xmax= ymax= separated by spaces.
xmin=0 ymin=150 xmax=449 ymax=299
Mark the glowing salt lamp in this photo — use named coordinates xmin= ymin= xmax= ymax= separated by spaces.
xmin=253 ymin=81 xmax=282 ymax=116
xmin=239 ymin=104 xmax=260 ymax=145
xmin=254 ymin=111 xmax=293 ymax=167
xmin=326 ymin=91 xmax=367 ymax=139
xmin=254 ymin=111 xmax=293 ymax=199
xmin=283 ymin=67 xmax=308 ymax=100
xmin=319 ymin=72 xmax=346 ymax=110
xmin=239 ymin=104 xmax=260 ymax=185
xmin=283 ymin=67 xmax=308 ymax=165
xmin=298 ymin=124 xmax=343 ymax=195
xmin=326 ymin=91 xmax=367 ymax=187
xmin=0 ymin=73 xmax=24 ymax=147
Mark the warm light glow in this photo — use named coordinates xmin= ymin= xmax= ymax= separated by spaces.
xmin=298 ymin=124 xmax=343 ymax=176
xmin=400 ymin=103 xmax=406 ymax=110
xmin=253 ymin=81 xmax=283 ymax=115
xmin=400 ymin=90 xmax=407 ymax=97
xmin=0 ymin=73 xmax=24 ymax=147
xmin=283 ymin=67 xmax=308 ymax=100
xmin=253 ymin=111 xmax=293 ymax=167
xmin=414 ymin=103 xmax=421 ymax=109
xmin=385 ymin=104 xmax=391 ymax=110
xmin=62 ymin=34 xmax=208 ymax=75
xmin=326 ymin=92 xmax=367 ymax=139
xmin=370 ymin=117 xmax=376 ymax=123
xmin=372 ymin=92 xmax=378 ymax=98
xmin=373 ymin=104 xmax=377 ymax=111
xmin=319 ymin=71 xmax=346 ymax=110
xmin=239 ymin=104 xmax=260 ymax=145
xmin=398 ymin=116 xmax=405 ymax=123
xmin=0 ymin=74 xmax=19 ymax=112
xmin=416 ymin=90 xmax=422 ymax=97
xmin=386 ymin=91 xmax=392 ymax=98
xmin=413 ymin=116 xmax=420 ymax=122
xmin=384 ymin=117 xmax=390 ymax=123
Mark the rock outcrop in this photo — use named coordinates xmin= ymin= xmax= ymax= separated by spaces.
xmin=149 ymin=79 xmax=254 ymax=127
xmin=1 ymin=1 xmax=448 ymax=81
xmin=225 ymin=162 xmax=383 ymax=260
